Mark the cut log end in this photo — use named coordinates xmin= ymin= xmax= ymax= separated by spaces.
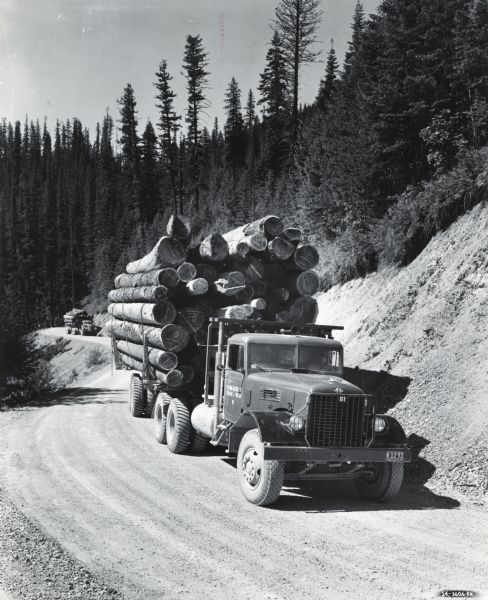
xmin=166 ymin=214 xmax=192 ymax=241
xmin=293 ymin=244 xmax=320 ymax=270
xmin=268 ymin=236 xmax=295 ymax=262
xmin=199 ymin=233 xmax=229 ymax=263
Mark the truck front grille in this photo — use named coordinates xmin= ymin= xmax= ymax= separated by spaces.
xmin=306 ymin=394 xmax=367 ymax=447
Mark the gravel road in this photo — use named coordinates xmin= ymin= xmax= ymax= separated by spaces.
xmin=1 ymin=351 xmax=487 ymax=599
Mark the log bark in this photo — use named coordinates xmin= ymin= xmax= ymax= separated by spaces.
xmin=276 ymin=296 xmax=318 ymax=324
xmin=250 ymin=298 xmax=267 ymax=310
xmin=214 ymin=305 xmax=249 ymax=319
xmin=198 ymin=234 xmax=228 ymax=263
xmin=196 ymin=263 xmax=218 ymax=283
xmin=282 ymin=227 xmax=302 ymax=243
xmin=286 ymin=270 xmax=320 ymax=296
xmin=116 ymin=340 xmax=178 ymax=371
xmin=250 ymin=280 xmax=267 ymax=297
xmin=213 ymin=271 xmax=246 ymax=295
xmin=114 ymin=268 xmax=179 ymax=289
xmin=108 ymin=301 xmax=177 ymax=326
xmin=222 ymin=226 xmax=267 ymax=254
xmin=227 ymin=239 xmax=250 ymax=259
xmin=176 ymin=307 xmax=206 ymax=333
xmin=266 ymin=287 xmax=290 ymax=303
xmin=233 ymin=256 xmax=264 ymax=283
xmin=177 ymin=262 xmax=197 ymax=282
xmin=241 ymin=215 xmax=284 ymax=239
xmin=107 ymin=319 xmax=189 ymax=352
xmin=116 ymin=352 xmax=184 ymax=387
xmin=166 ymin=214 xmax=192 ymax=241
xmin=233 ymin=284 xmax=254 ymax=304
xmin=268 ymin=236 xmax=296 ymax=261
xmin=194 ymin=298 xmax=213 ymax=316
xmin=126 ymin=236 xmax=186 ymax=274
xmin=107 ymin=286 xmax=168 ymax=304
xmin=179 ymin=365 xmax=195 ymax=385
xmin=186 ymin=278 xmax=209 ymax=296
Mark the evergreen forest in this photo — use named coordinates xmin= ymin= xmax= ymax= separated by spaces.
xmin=1 ymin=0 xmax=488 ymax=389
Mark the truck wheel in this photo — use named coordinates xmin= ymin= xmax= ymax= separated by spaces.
xmin=190 ymin=430 xmax=208 ymax=453
xmin=66 ymin=328 xmax=71 ymax=335
xmin=237 ymin=429 xmax=284 ymax=506
xmin=354 ymin=462 xmax=404 ymax=502
xmin=129 ymin=374 xmax=146 ymax=418
xmin=146 ymin=390 xmax=156 ymax=419
xmin=154 ymin=394 xmax=168 ymax=444
xmin=166 ymin=398 xmax=191 ymax=454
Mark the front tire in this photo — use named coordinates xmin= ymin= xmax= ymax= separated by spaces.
xmin=129 ymin=373 xmax=146 ymax=418
xmin=237 ymin=429 xmax=284 ymax=506
xmin=166 ymin=398 xmax=191 ymax=454
xmin=354 ymin=462 xmax=404 ymax=501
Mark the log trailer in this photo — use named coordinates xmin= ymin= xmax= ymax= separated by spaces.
xmin=114 ymin=318 xmax=411 ymax=506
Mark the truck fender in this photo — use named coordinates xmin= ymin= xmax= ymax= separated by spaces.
xmin=374 ymin=414 xmax=408 ymax=446
xmin=228 ymin=410 xmax=297 ymax=454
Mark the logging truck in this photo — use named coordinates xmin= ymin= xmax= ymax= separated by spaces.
xmin=114 ymin=317 xmax=411 ymax=506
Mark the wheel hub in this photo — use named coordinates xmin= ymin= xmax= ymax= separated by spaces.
xmin=242 ymin=448 xmax=262 ymax=487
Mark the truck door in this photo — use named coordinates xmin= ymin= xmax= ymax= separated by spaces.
xmin=223 ymin=344 xmax=245 ymax=422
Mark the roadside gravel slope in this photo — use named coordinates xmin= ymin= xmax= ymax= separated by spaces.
xmin=318 ymin=202 xmax=488 ymax=501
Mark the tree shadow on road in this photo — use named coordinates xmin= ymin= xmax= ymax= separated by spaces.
xmin=26 ymin=387 xmax=127 ymax=407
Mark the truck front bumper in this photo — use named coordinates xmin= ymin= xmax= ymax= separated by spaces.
xmin=263 ymin=445 xmax=411 ymax=463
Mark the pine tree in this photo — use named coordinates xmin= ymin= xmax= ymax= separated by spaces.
xmin=117 ymin=83 xmax=140 ymax=166
xmin=273 ymin=0 xmax=322 ymax=151
xmin=317 ymin=41 xmax=339 ymax=110
xmin=154 ymin=59 xmax=181 ymax=212
xmin=117 ymin=84 xmax=141 ymax=229
xmin=182 ymin=34 xmax=210 ymax=213
xmin=245 ymin=90 xmax=256 ymax=129
xmin=224 ymin=77 xmax=246 ymax=170
xmin=258 ymin=32 xmax=291 ymax=173
xmin=140 ymin=120 xmax=161 ymax=223
xmin=343 ymin=1 xmax=365 ymax=81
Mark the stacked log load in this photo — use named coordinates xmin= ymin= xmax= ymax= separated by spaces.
xmin=107 ymin=214 xmax=320 ymax=392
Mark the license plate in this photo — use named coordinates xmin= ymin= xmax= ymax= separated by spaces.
xmin=386 ymin=451 xmax=404 ymax=462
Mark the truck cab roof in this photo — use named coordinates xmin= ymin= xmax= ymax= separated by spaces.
xmin=228 ymin=333 xmax=343 ymax=350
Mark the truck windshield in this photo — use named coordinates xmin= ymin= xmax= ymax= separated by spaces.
xmin=249 ymin=343 xmax=342 ymax=374
xmin=297 ymin=346 xmax=342 ymax=374
xmin=249 ymin=344 xmax=295 ymax=371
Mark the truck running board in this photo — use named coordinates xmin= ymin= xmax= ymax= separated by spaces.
xmin=210 ymin=421 xmax=233 ymax=446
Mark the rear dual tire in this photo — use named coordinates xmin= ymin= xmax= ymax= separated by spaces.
xmin=166 ymin=398 xmax=191 ymax=454
xmin=129 ymin=373 xmax=146 ymax=418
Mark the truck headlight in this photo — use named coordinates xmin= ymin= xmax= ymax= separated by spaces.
xmin=289 ymin=415 xmax=305 ymax=432
xmin=374 ymin=416 xmax=387 ymax=433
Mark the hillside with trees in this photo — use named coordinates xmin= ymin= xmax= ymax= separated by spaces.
xmin=1 ymin=0 xmax=487 ymax=399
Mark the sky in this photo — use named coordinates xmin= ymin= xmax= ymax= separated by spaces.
xmin=0 ymin=0 xmax=379 ymax=138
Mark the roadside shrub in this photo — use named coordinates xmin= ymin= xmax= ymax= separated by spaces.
xmin=374 ymin=147 xmax=488 ymax=266
xmin=318 ymin=226 xmax=377 ymax=290
xmin=85 ymin=347 xmax=108 ymax=368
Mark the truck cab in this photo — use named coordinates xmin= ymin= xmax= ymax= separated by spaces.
xmin=185 ymin=318 xmax=411 ymax=506
xmin=223 ymin=333 xmax=348 ymax=422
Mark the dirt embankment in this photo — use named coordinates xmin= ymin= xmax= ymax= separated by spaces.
xmin=37 ymin=329 xmax=112 ymax=389
xmin=318 ymin=201 xmax=488 ymax=502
